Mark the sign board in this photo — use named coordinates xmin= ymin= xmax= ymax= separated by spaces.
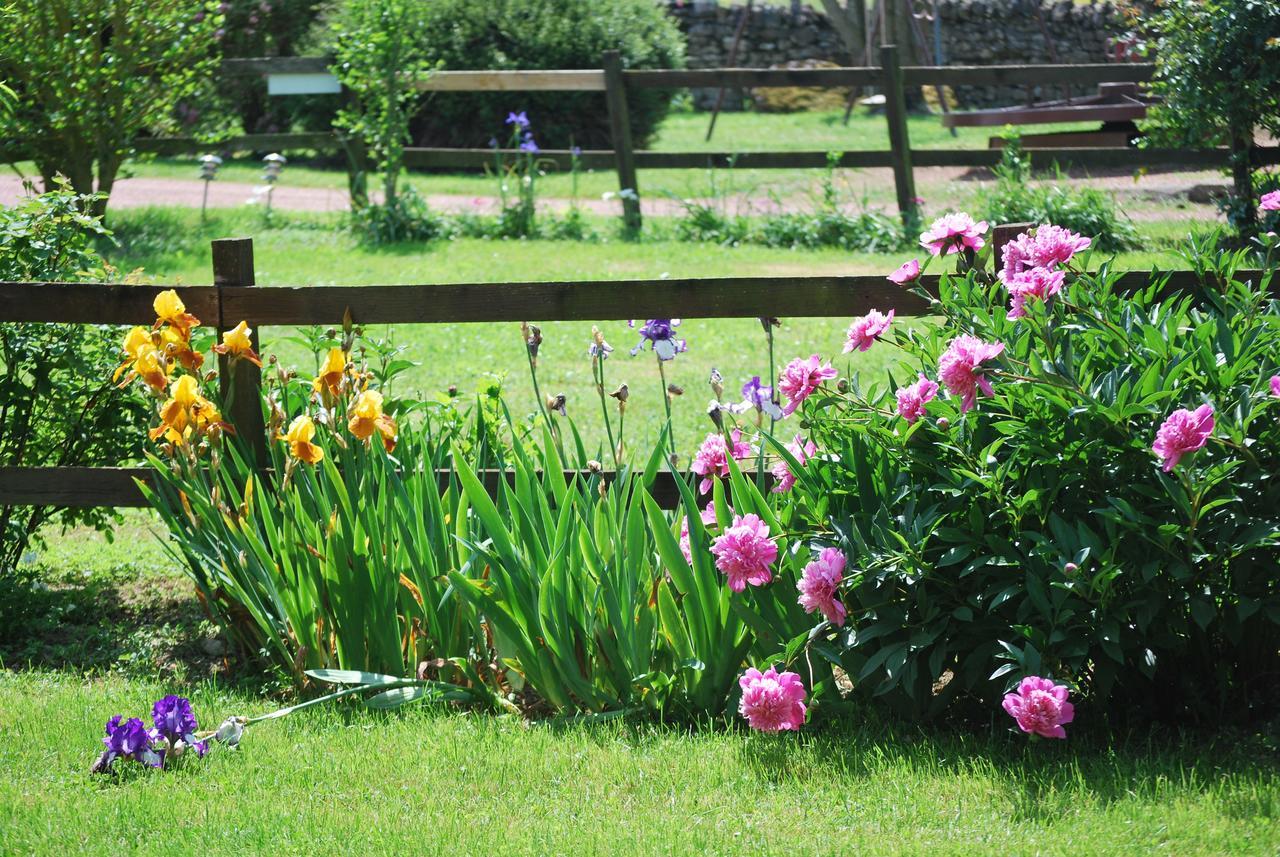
xmin=267 ymin=73 xmax=341 ymax=96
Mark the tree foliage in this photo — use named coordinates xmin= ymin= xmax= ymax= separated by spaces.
xmin=0 ymin=0 xmax=223 ymax=215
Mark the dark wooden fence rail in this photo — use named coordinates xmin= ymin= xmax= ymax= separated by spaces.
xmin=123 ymin=53 xmax=1280 ymax=231
xmin=0 ymin=231 xmax=1268 ymax=510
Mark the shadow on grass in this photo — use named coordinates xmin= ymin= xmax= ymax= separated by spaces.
xmin=0 ymin=563 xmax=229 ymax=681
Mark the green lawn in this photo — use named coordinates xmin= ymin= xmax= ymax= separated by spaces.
xmin=1 ymin=669 xmax=1276 ymax=855
xmin=100 ymin=205 xmax=1205 ymax=451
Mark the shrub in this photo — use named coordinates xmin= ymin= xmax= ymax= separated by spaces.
xmin=788 ymin=222 xmax=1280 ymax=725
xmin=978 ymin=138 xmax=1138 ymax=254
xmin=404 ymin=0 xmax=684 ymax=150
xmin=0 ymin=184 xmax=149 ymax=573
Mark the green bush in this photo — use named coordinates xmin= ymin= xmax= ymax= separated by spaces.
xmin=0 ymin=184 xmax=149 ymax=573
xmin=789 ymin=234 xmax=1280 ymax=725
xmin=978 ymin=138 xmax=1138 ymax=254
xmin=404 ymin=0 xmax=684 ymax=150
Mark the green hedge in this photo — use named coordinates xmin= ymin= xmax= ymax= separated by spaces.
xmin=407 ymin=0 xmax=685 ymax=150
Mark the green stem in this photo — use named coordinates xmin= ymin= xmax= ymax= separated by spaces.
xmin=595 ymin=359 xmax=619 ymax=469
xmin=657 ymin=357 xmax=676 ymax=465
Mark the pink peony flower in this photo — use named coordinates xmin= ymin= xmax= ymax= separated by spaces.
xmin=1152 ymin=403 xmax=1214 ymax=472
xmin=690 ymin=429 xmax=755 ymax=494
xmin=843 ymin=309 xmax=895 ymax=353
xmin=778 ymin=355 xmax=838 ymax=416
xmin=1261 ymin=190 xmax=1280 ymax=212
xmin=888 ymin=259 xmax=921 ymax=284
xmin=895 ymin=373 xmax=939 ymax=424
xmin=919 ymin=212 xmax=988 ymax=256
xmin=1271 ymin=375 xmax=1280 ymax=398
xmin=1002 ymin=676 xmax=1075 ymax=739
xmin=738 ymin=667 xmax=807 ymax=732
xmin=679 ymin=501 xmax=721 ymax=564
xmin=711 ymin=513 xmax=777 ymax=592
xmin=770 ymin=434 xmax=817 ymax=493
xmin=797 ymin=547 xmax=847 ymax=626
xmin=1005 ymin=266 xmax=1066 ymax=320
xmin=1000 ymin=225 xmax=1092 ymax=282
xmin=937 ymin=335 xmax=1005 ymax=413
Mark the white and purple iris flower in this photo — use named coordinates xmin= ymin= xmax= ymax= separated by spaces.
xmin=630 ymin=319 xmax=688 ymax=361
xmin=730 ymin=375 xmax=784 ymax=421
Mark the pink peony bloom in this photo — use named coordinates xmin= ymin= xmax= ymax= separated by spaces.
xmin=690 ymin=429 xmax=755 ymax=494
xmin=1000 ymin=225 xmax=1092 ymax=282
xmin=1271 ymin=375 xmax=1280 ymax=398
xmin=1261 ymin=190 xmax=1280 ymax=212
xmin=895 ymin=373 xmax=939 ymax=424
xmin=771 ymin=434 xmax=817 ymax=494
xmin=711 ymin=513 xmax=777 ymax=592
xmin=888 ymin=258 xmax=921 ymax=284
xmin=1152 ymin=403 xmax=1214 ymax=472
xmin=1005 ymin=266 xmax=1066 ymax=320
xmin=1002 ymin=676 xmax=1075 ymax=739
xmin=778 ymin=355 xmax=838 ymax=416
xmin=797 ymin=547 xmax=847 ymax=626
xmin=679 ymin=501 xmax=721 ymax=564
xmin=937 ymin=335 xmax=1005 ymax=413
xmin=919 ymin=212 xmax=988 ymax=256
xmin=738 ymin=667 xmax=807 ymax=732
xmin=843 ymin=309 xmax=895 ymax=353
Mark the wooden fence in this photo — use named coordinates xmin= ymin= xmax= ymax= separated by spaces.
xmin=0 ymin=229 xmax=1266 ymax=511
xmin=127 ymin=50 xmax=1279 ymax=230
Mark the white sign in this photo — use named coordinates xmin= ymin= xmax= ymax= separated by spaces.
xmin=267 ymin=73 xmax=341 ymax=96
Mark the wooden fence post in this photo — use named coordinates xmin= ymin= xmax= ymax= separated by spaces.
xmin=602 ymin=50 xmax=642 ymax=235
xmin=212 ymin=238 xmax=269 ymax=470
xmin=991 ymin=222 xmax=1034 ymax=265
xmin=880 ymin=44 xmax=918 ymax=230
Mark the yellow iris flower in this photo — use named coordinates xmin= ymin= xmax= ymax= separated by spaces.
xmin=153 ymin=289 xmax=201 ymax=335
xmin=312 ymin=347 xmax=349 ymax=404
xmin=347 ymin=390 xmax=398 ymax=453
xmin=283 ymin=415 xmax=324 ymax=464
xmin=114 ymin=326 xmax=170 ymax=392
xmin=160 ymin=325 xmax=204 ymax=372
xmin=211 ymin=320 xmax=263 ymax=367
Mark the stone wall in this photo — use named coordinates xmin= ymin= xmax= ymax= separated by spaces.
xmin=666 ymin=0 xmax=1132 ymax=110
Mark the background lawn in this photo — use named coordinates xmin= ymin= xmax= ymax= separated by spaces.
xmin=1 ymin=669 xmax=1277 ymax=855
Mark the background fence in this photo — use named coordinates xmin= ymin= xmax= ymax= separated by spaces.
xmin=115 ymin=49 xmax=1280 ymax=230
xmin=0 ymin=227 xmax=1266 ymax=511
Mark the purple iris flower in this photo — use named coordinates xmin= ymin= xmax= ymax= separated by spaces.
xmin=629 ymin=319 xmax=687 ymax=361
xmin=570 ymin=145 xmax=583 ymax=157
xmin=519 ymin=133 xmax=539 ymax=154
xmin=505 ymin=111 xmax=530 ymax=129
xmin=731 ymin=376 xmax=784 ymax=420
xmin=93 ymin=715 xmax=163 ymax=773
xmin=588 ymin=339 xmax=613 ymax=361
xmin=151 ymin=694 xmax=205 ymax=756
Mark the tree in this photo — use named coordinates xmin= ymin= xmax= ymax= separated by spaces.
xmin=1145 ymin=0 xmax=1280 ymax=239
xmin=0 ymin=0 xmax=222 ymax=216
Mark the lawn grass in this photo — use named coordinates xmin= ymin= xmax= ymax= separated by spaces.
xmin=100 ymin=205 xmax=1207 ymax=451
xmin=1 ymin=669 xmax=1276 ymax=855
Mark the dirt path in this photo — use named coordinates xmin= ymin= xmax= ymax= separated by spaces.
xmin=0 ymin=167 xmax=1225 ymax=221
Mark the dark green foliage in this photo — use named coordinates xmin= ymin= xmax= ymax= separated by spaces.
xmin=0 ymin=184 xmax=150 ymax=573
xmin=405 ymin=0 xmax=684 ymax=150
xmin=792 ymin=242 xmax=1280 ymax=725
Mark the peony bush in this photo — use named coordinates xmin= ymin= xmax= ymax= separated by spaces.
xmin=784 ymin=217 xmax=1280 ymax=724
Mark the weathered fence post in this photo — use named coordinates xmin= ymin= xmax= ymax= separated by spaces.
xmin=991 ymin=222 xmax=1034 ymax=264
xmin=212 ymin=238 xmax=269 ymax=470
xmin=602 ymin=50 xmax=642 ymax=235
xmin=880 ymin=44 xmax=918 ymax=230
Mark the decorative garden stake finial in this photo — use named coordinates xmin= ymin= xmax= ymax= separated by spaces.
xmin=198 ymin=154 xmax=221 ymax=222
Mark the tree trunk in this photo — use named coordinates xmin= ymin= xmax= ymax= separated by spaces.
xmin=1231 ymin=126 xmax=1257 ymax=241
xmin=819 ymin=0 xmax=867 ymax=65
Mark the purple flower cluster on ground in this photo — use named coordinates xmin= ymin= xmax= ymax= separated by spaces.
xmin=92 ymin=695 xmax=245 ymax=775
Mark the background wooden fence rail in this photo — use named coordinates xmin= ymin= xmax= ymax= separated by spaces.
xmin=64 ymin=52 xmax=1272 ymax=231
xmin=0 ymin=233 xmax=1267 ymax=510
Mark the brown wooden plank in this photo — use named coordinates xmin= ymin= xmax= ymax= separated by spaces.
xmin=0 ymin=282 xmax=219 ymax=325
xmin=415 ymin=70 xmax=606 ymax=92
xmin=903 ymin=63 xmax=1154 ymax=87
xmin=218 ymin=276 xmax=935 ymax=325
xmin=910 ymin=147 xmax=1280 ymax=169
xmin=943 ymin=103 xmax=1148 ymax=128
xmin=213 ymin=239 xmax=269 ymax=470
xmin=402 ymin=147 xmax=617 ymax=170
xmin=0 ymin=466 xmax=698 ymax=509
xmin=133 ymin=133 xmax=339 ymax=156
xmin=625 ymin=67 xmax=882 ymax=89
